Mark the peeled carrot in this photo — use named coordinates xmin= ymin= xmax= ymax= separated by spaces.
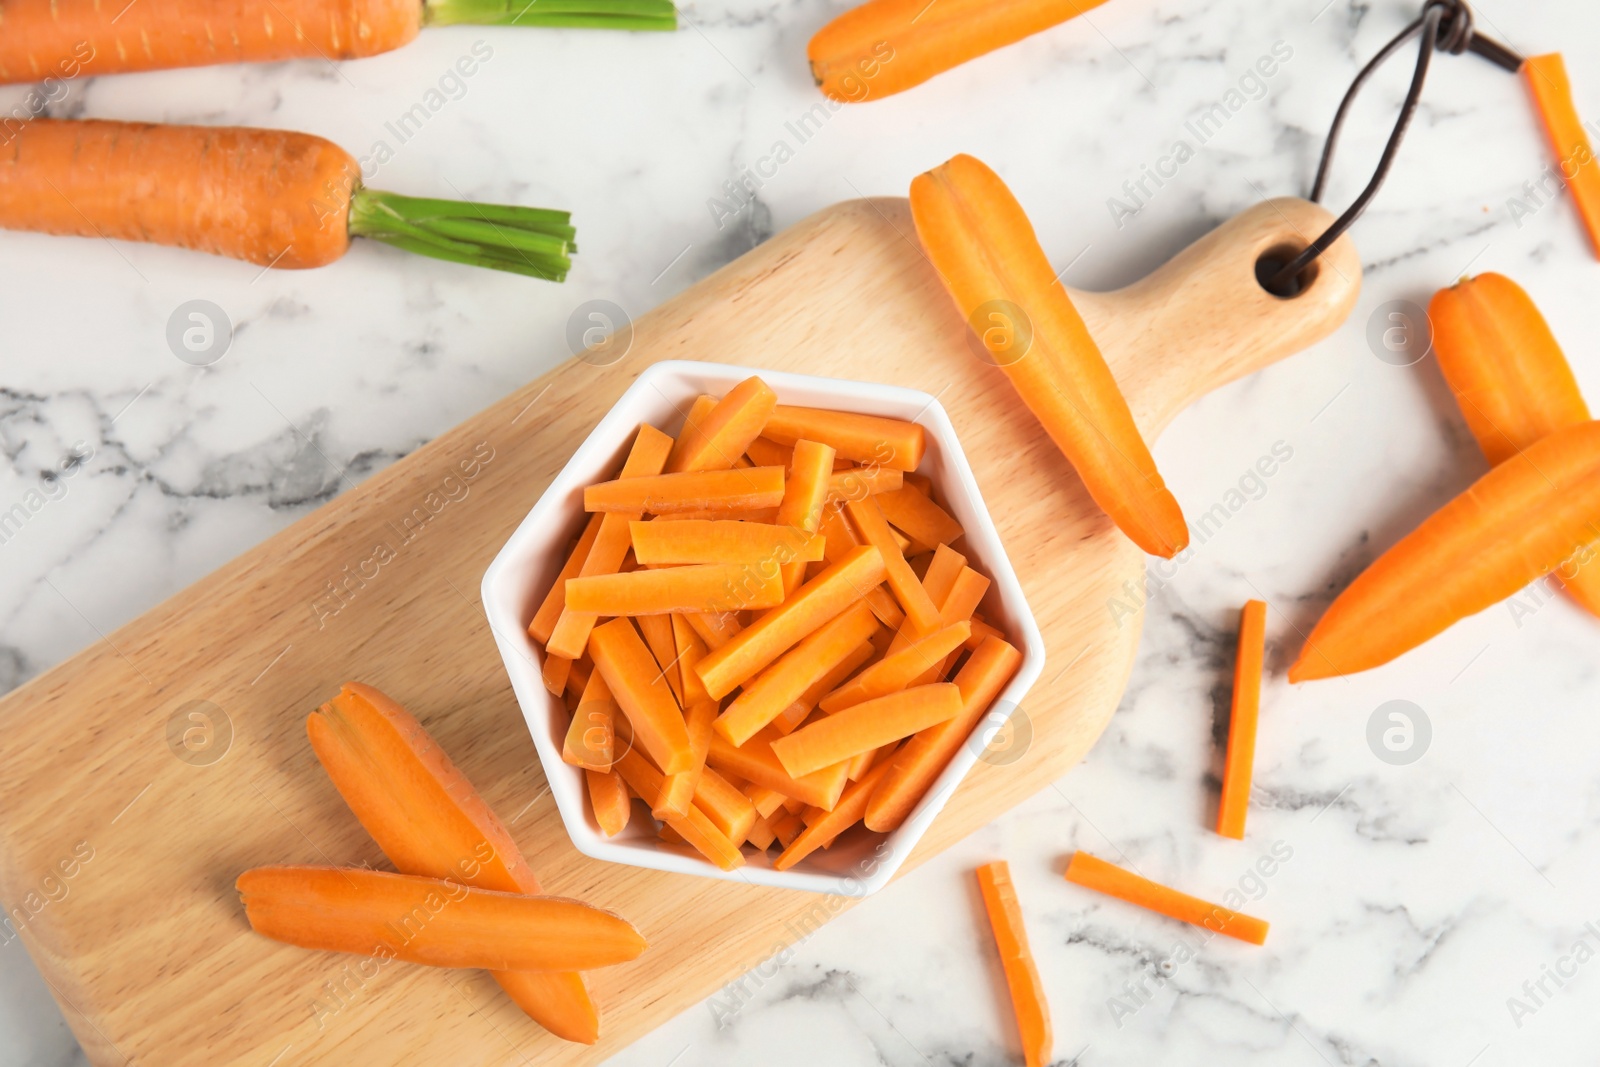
xmin=715 ymin=601 xmax=881 ymax=746
xmin=1291 ymin=420 xmax=1600 ymax=681
xmin=828 ymin=466 xmax=904 ymax=500
xmin=666 ymin=376 xmax=779 ymax=473
xmin=773 ymin=760 xmax=892 ymax=870
xmin=911 ymin=154 xmax=1188 ymax=558
xmin=743 ymin=782 xmax=789 ymax=820
xmin=587 ymin=769 xmax=632 ymax=837
xmin=745 ymin=813 xmax=778 ymax=851
xmin=1065 ymin=852 xmax=1269 ymax=946
xmin=563 ymin=671 xmax=617 ymax=772
xmin=685 ymin=608 xmax=742 ymax=651
xmin=820 ymin=621 xmax=970 ymax=712
xmin=635 ymin=613 xmax=684 ymax=704
xmin=974 ymin=861 xmax=1053 ymax=1067
xmin=566 ymin=563 xmax=786 ymax=616
xmin=774 ymin=440 xmax=839 ymax=594
xmin=771 ymin=810 xmax=806 ymax=848
xmin=1524 ymin=53 xmax=1600 ymax=258
xmin=1216 ymin=601 xmax=1266 ymax=840
xmin=306 ymin=683 xmax=598 ymax=1042
xmin=653 ymin=699 xmax=713 ymax=820
xmin=530 ymin=514 xmax=604 ymax=644
xmin=584 ymin=467 xmax=785 ymax=515
xmin=748 ymin=436 xmax=854 ymax=471
xmin=875 ymin=484 xmax=964 ymax=550
xmin=707 ymin=731 xmax=849 ymax=811
xmin=966 ymin=615 xmax=1006 ymax=650
xmin=808 ymin=0 xmax=1108 ymax=102
xmin=237 ymin=866 xmax=648 ymax=970
xmin=771 ymin=683 xmax=961 ymax=778
xmin=629 ymin=520 xmax=825 ymax=566
xmin=542 ymin=652 xmax=573 ymax=697
xmin=694 ymin=545 xmax=887 ymax=699
xmin=844 ymin=496 xmax=942 ymax=633
xmin=691 ymin=767 xmax=760 ymax=844
xmin=775 ymin=640 xmax=876 ymax=735
xmin=587 ymin=619 xmax=693 ymax=774
xmin=613 ymin=749 xmax=744 ymax=871
xmin=818 ymin=502 xmax=862 ymax=562
xmin=761 ymin=406 xmax=925 ymax=471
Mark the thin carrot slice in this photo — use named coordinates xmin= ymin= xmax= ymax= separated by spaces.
xmin=844 ymin=496 xmax=941 ymax=633
xmin=775 ymin=440 xmax=839 ymax=595
xmin=695 ymin=545 xmax=887 ymax=700
xmin=584 ymin=467 xmax=785 ymax=515
xmin=866 ymin=636 xmax=1023 ymax=832
xmin=1217 ymin=600 xmax=1266 ymax=840
xmin=707 ymin=731 xmax=850 ymax=810
xmin=1064 ymin=852 xmax=1269 ymax=946
xmin=715 ymin=601 xmax=881 ymax=746
xmin=655 ymin=700 xmax=716 ymax=820
xmin=530 ymin=513 xmax=604 ymax=644
xmin=691 ymin=766 xmax=759 ymax=844
xmin=587 ymin=769 xmax=631 ymax=837
xmin=237 ymin=866 xmax=648 ymax=970
xmin=542 ymin=652 xmax=573 ymax=696
xmin=630 ymin=520 xmax=825 ymax=566
xmin=666 ymin=376 xmax=780 ymax=473
xmin=567 ymin=563 xmax=786 ymax=616
xmin=975 ymin=861 xmax=1053 ymax=1067
xmin=771 ymin=683 xmax=962 ymax=778
xmin=1289 ymin=420 xmax=1600 ymax=681
xmin=827 ymin=466 xmax=904 ymax=500
xmin=773 ymin=760 xmax=893 ymax=870
xmin=875 ymin=484 xmax=964 ymax=548
xmin=910 ymin=154 xmax=1188 ymax=558
xmin=761 ymin=406 xmax=925 ymax=471
xmin=613 ymin=749 xmax=744 ymax=871
xmin=563 ymin=671 xmax=617 ymax=772
xmin=588 ymin=619 xmax=693 ymax=774
xmin=1524 ymin=53 xmax=1600 ymax=258
xmin=820 ymin=621 xmax=971 ymax=713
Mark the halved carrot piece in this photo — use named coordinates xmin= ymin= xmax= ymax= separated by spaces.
xmin=866 ymin=636 xmax=1023 ymax=832
xmin=237 ymin=866 xmax=649 ymax=970
xmin=707 ymin=731 xmax=850 ymax=810
xmin=563 ymin=671 xmax=617 ymax=772
xmin=771 ymin=683 xmax=962 ymax=778
xmin=630 ymin=520 xmax=825 ymax=566
xmin=976 ymin=861 xmax=1053 ymax=1067
xmin=876 ymin=484 xmax=963 ymax=548
xmin=820 ymin=620 xmax=970 ymax=713
xmin=1065 ymin=852 xmax=1269 ymax=945
xmin=567 ymin=563 xmax=786 ymax=616
xmin=715 ymin=601 xmax=881 ymax=746
xmin=695 ymin=545 xmax=887 ymax=700
xmin=1216 ymin=600 xmax=1266 ymax=840
xmin=773 ymin=760 xmax=893 ymax=870
xmin=666 ymin=376 xmax=779 ymax=473
xmin=584 ymin=467 xmax=785 ymax=515
xmin=828 ymin=466 xmax=904 ymax=500
xmin=910 ymin=154 xmax=1188 ymax=558
xmin=844 ymin=496 xmax=941 ymax=633
xmin=655 ymin=700 xmax=716 ymax=821
xmin=1524 ymin=53 xmax=1600 ymax=258
xmin=587 ymin=769 xmax=631 ymax=837
xmin=588 ymin=618 xmax=693 ymax=774
xmin=775 ymin=439 xmax=838 ymax=595
xmin=761 ymin=406 xmax=925 ymax=471
xmin=1289 ymin=420 xmax=1600 ymax=681
xmin=613 ymin=749 xmax=744 ymax=871
xmin=530 ymin=514 xmax=604 ymax=645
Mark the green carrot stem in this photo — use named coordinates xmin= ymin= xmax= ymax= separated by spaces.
xmin=424 ymin=0 xmax=677 ymax=30
xmin=348 ymin=187 xmax=573 ymax=281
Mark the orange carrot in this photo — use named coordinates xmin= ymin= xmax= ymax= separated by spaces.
xmin=630 ymin=519 xmax=824 ymax=566
xmin=584 ymin=467 xmax=786 ymax=515
xmin=975 ymin=861 xmax=1053 ymax=1067
xmin=1524 ymin=53 xmax=1600 ymax=258
xmin=690 ymin=766 xmax=759 ymax=844
xmin=865 ymin=636 xmax=1022 ymax=832
xmin=655 ymin=700 xmax=716 ymax=820
xmin=237 ymin=866 xmax=648 ymax=969
xmin=306 ymin=682 xmax=598 ymax=1042
xmin=774 ymin=640 xmax=876 ymax=735
xmin=685 ymin=609 xmax=743 ymax=651
xmin=771 ymin=810 xmax=806 ymax=848
xmin=876 ymin=483 xmax=963 ymax=551
xmin=818 ymin=501 xmax=862 ymax=562
xmin=715 ymin=601 xmax=880 ymax=745
xmin=635 ymin=613 xmax=684 ymax=704
xmin=652 ymin=507 xmax=781 ymax=523
xmin=566 ymin=563 xmax=786 ymax=616
xmin=563 ymin=671 xmax=617 ymax=772
xmin=773 ymin=760 xmax=892 ymax=870
xmin=775 ymin=440 xmax=839 ymax=594
xmin=613 ymin=749 xmax=745 ymax=871
xmin=666 ymin=376 xmax=779 ymax=473
xmin=820 ymin=621 xmax=970 ymax=713
xmin=1290 ymin=420 xmax=1600 ymax=681
xmin=671 ymin=612 xmax=714 ymax=705
xmin=965 ymin=615 xmax=1006 ymax=650
xmin=827 ymin=466 xmax=904 ymax=500
xmin=743 ymin=782 xmax=789 ymax=820
xmin=761 ymin=406 xmax=925 ymax=471
xmin=910 ymin=154 xmax=1188 ymax=558
xmin=808 ymin=0 xmax=1109 ymax=103
xmin=844 ymin=496 xmax=942 ymax=633
xmin=542 ymin=651 xmax=573 ymax=696
xmin=747 ymin=435 xmax=853 ymax=470
xmin=745 ymin=813 xmax=778 ymax=850
xmin=707 ymin=731 xmax=850 ymax=810
xmin=587 ymin=769 xmax=631 ymax=837
xmin=771 ymin=683 xmax=961 ymax=778
xmin=694 ymin=545 xmax=887 ymax=699
xmin=1216 ymin=600 xmax=1266 ymax=840
xmin=863 ymin=585 xmax=908 ymax=630
xmin=587 ymin=619 xmax=693 ymax=774
xmin=1064 ymin=852 xmax=1269 ymax=946
xmin=530 ymin=514 xmax=604 ymax=644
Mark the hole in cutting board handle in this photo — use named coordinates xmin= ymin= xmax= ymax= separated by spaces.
xmin=1254 ymin=243 xmax=1319 ymax=300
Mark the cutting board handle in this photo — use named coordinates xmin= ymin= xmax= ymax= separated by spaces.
xmin=1071 ymin=196 xmax=1362 ymax=435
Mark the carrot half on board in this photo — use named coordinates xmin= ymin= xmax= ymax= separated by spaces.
xmin=910 ymin=154 xmax=1188 ymax=558
xmin=1523 ymin=53 xmax=1600 ymax=258
xmin=0 ymin=119 xmax=578 ymax=279
xmin=0 ymin=0 xmax=676 ymax=86
xmin=1291 ymin=420 xmax=1600 ymax=681
xmin=1216 ymin=600 xmax=1266 ymax=840
xmin=1065 ymin=852 xmax=1269 ymax=946
xmin=975 ymin=862 xmax=1053 ymax=1067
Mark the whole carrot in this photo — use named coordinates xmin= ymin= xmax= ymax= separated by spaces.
xmin=0 ymin=119 xmax=576 ymax=278
xmin=0 ymin=0 xmax=676 ymax=85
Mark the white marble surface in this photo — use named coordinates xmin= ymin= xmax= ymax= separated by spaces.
xmin=4 ymin=0 xmax=1600 ymax=1064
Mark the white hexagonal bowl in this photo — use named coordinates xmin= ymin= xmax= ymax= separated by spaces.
xmin=481 ymin=361 xmax=1044 ymax=895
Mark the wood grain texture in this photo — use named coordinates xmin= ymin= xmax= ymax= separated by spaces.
xmin=0 ymin=196 xmax=1357 ymax=1065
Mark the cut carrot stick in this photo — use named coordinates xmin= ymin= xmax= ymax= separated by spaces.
xmin=771 ymin=683 xmax=962 ymax=778
xmin=587 ymin=769 xmax=631 ymax=837
xmin=771 ymin=810 xmax=806 ymax=848
xmin=564 ymin=657 xmax=592 ymax=704
xmin=866 ymin=636 xmax=1022 ymax=832
xmin=653 ymin=507 xmax=781 ymax=523
xmin=820 ymin=621 xmax=971 ymax=713
xmin=630 ymin=520 xmax=825 ymax=566
xmin=635 ymin=613 xmax=684 ymax=705
xmin=775 ymin=640 xmax=876 ymax=734
xmin=1524 ymin=53 xmax=1600 ymax=258
xmin=567 ymin=563 xmax=786 ymax=616
xmin=1216 ymin=600 xmax=1266 ymax=840
xmin=546 ymin=425 xmax=675 ymax=659
xmin=775 ymin=440 xmax=839 ymax=595
xmin=911 ymin=154 xmax=1188 ymax=558
xmin=743 ymin=782 xmax=789 ymax=820
xmin=761 ymin=406 xmax=925 ymax=471
xmin=715 ymin=601 xmax=881 ymax=746
xmin=237 ymin=866 xmax=649 ymax=970
xmin=306 ymin=683 xmax=598 ymax=1042
xmin=685 ymin=609 xmax=742 ymax=651
xmin=563 ymin=671 xmax=617 ymax=772
xmin=584 ymin=467 xmax=785 ymax=514
xmin=707 ymin=731 xmax=849 ymax=810
xmin=666 ymin=376 xmax=779 ymax=473
xmin=587 ymin=619 xmax=693 ymax=774
xmin=844 ymin=496 xmax=942 ymax=633
xmin=773 ymin=760 xmax=892 ymax=870
xmin=691 ymin=766 xmax=759 ymax=844
xmin=1429 ymin=272 xmax=1600 ymax=616
xmin=530 ymin=514 xmax=604 ymax=644
xmin=671 ymin=613 xmax=714 ymax=706
xmin=655 ymin=700 xmax=716 ymax=820
xmin=1290 ymin=420 xmax=1600 ymax=681
xmin=676 ymin=395 xmax=717 ymax=451
xmin=613 ymin=749 xmax=744 ymax=871
xmin=863 ymin=585 xmax=907 ymax=630
xmin=1064 ymin=852 xmax=1269 ymax=946
xmin=828 ymin=466 xmax=904 ymax=500
xmin=745 ymin=813 xmax=778 ymax=850
xmin=818 ymin=502 xmax=862 ymax=562
xmin=542 ymin=652 xmax=573 ymax=696
xmin=965 ymin=616 xmax=1006 ymax=650
xmin=876 ymin=484 xmax=964 ymax=548
xmin=975 ymin=861 xmax=1053 ymax=1067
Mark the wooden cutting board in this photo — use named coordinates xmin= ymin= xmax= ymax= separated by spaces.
xmin=0 ymin=195 xmax=1357 ymax=1066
